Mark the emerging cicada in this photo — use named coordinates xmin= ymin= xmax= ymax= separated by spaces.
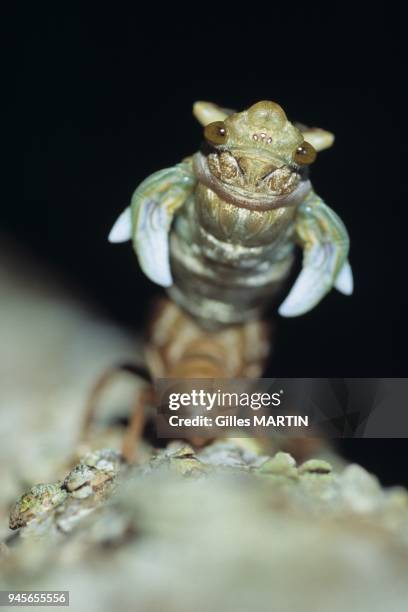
xmin=109 ymin=100 xmax=352 ymax=329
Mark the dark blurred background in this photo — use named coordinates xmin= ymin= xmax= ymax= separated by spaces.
xmin=13 ymin=8 xmax=407 ymax=484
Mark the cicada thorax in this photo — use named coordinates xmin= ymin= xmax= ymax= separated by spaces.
xmin=194 ymin=182 xmax=297 ymax=247
xmin=167 ymin=181 xmax=297 ymax=329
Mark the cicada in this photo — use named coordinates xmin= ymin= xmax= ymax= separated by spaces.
xmin=81 ymin=100 xmax=354 ymax=461
xmin=109 ymin=100 xmax=352 ymax=329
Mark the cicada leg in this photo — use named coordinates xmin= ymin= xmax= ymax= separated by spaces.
xmin=121 ymin=385 xmax=156 ymax=463
xmin=79 ymin=362 xmax=152 ymax=461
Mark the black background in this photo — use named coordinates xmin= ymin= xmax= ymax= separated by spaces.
xmin=13 ymin=8 xmax=407 ymax=484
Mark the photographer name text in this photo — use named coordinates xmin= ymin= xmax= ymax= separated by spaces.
xmin=167 ymin=414 xmax=309 ymax=428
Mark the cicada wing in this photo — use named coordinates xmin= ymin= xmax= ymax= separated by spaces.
xmin=279 ymin=192 xmax=351 ymax=317
xmin=334 ymin=260 xmax=353 ymax=295
xmin=130 ymin=161 xmax=196 ymax=287
xmin=108 ymin=207 xmax=132 ymax=243
xmin=133 ymin=196 xmax=174 ymax=287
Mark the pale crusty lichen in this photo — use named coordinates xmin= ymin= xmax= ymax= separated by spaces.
xmin=64 ymin=449 xmax=122 ymax=499
xmin=8 ymin=450 xmax=123 ymax=533
xmin=9 ymin=483 xmax=67 ymax=530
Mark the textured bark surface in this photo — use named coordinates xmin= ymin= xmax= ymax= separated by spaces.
xmin=2 ymin=441 xmax=408 ymax=612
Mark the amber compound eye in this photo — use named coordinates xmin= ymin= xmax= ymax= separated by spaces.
xmin=294 ymin=141 xmax=317 ymax=165
xmin=204 ymin=121 xmax=228 ymax=145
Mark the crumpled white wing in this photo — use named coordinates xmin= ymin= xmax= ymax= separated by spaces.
xmin=130 ymin=161 xmax=196 ymax=288
xmin=279 ymin=191 xmax=351 ymax=318
xmin=108 ymin=161 xmax=194 ymax=287
xmin=108 ymin=207 xmax=132 ymax=243
xmin=279 ymin=243 xmax=336 ymax=317
xmin=334 ymin=260 xmax=353 ymax=295
xmin=135 ymin=199 xmax=173 ymax=287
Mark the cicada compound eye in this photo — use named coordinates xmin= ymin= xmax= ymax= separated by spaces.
xmin=294 ymin=141 xmax=317 ymax=165
xmin=204 ymin=121 xmax=228 ymax=145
